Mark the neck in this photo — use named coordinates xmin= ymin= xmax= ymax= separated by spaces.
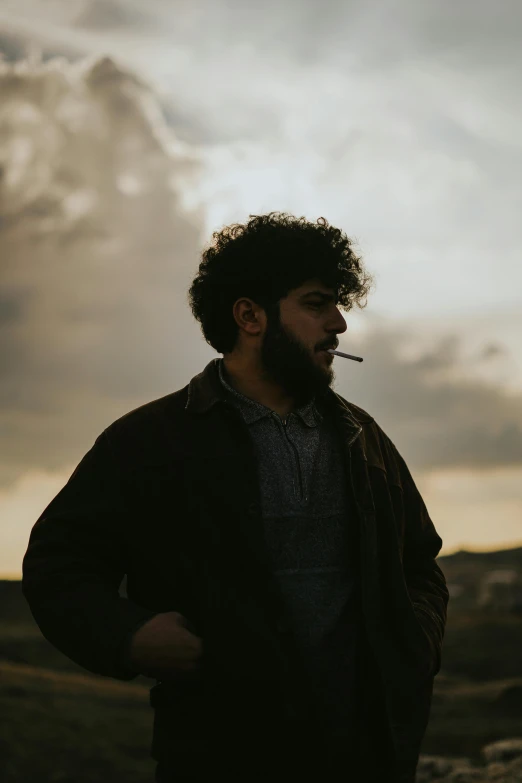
xmin=222 ymin=353 xmax=295 ymax=418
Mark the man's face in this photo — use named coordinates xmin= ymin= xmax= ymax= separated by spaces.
xmin=260 ymin=278 xmax=347 ymax=406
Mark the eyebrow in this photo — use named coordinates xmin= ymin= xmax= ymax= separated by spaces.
xmin=299 ymin=291 xmax=336 ymax=302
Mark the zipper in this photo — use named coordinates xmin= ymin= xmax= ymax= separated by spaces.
xmin=280 ymin=415 xmax=304 ymax=501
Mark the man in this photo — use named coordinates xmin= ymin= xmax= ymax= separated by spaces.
xmin=22 ymin=212 xmax=449 ymax=782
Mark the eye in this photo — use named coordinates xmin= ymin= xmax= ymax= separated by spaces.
xmin=307 ymin=302 xmax=322 ymax=309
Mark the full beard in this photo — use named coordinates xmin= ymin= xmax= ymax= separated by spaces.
xmin=260 ymin=310 xmax=335 ymax=408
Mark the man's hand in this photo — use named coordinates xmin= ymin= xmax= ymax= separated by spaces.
xmin=127 ymin=611 xmax=203 ymax=681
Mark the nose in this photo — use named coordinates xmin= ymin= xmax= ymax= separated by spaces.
xmin=331 ymin=308 xmax=347 ymax=336
xmin=320 ymin=311 xmax=346 ymax=351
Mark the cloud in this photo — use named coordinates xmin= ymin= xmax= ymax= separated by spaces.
xmin=0 ymin=54 xmax=208 ymax=489
xmin=73 ymin=0 xmax=153 ymax=33
xmin=1 ymin=3 xmax=522 ymax=491
xmin=479 ymin=343 xmax=506 ymax=361
xmin=334 ymin=317 xmax=522 ymax=472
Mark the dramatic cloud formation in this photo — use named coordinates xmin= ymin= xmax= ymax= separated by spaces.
xmin=1 ymin=0 xmax=521 ymax=567
xmin=0 ymin=54 xmax=206 ymax=489
xmin=334 ymin=319 xmax=522 ymax=472
xmin=1 ymin=52 xmax=521 ymax=493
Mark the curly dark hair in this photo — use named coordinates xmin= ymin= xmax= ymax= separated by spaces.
xmin=188 ymin=211 xmax=375 ymax=354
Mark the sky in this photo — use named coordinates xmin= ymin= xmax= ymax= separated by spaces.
xmin=1 ymin=0 xmax=522 ymax=578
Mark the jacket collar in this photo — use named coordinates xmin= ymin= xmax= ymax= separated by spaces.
xmin=185 ymin=358 xmax=362 ymax=446
xmin=217 ymin=358 xmax=321 ymax=427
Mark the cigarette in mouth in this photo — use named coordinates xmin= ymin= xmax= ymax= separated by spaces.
xmin=326 ymin=349 xmax=364 ymax=363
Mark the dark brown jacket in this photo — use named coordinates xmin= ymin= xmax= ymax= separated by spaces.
xmin=22 ymin=358 xmax=449 ymax=782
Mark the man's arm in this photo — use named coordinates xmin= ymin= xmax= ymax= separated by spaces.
xmin=393 ymin=446 xmax=450 ymax=676
xmin=22 ymin=430 xmax=158 ymax=681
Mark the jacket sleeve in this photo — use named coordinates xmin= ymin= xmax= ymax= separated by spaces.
xmin=22 ymin=429 xmax=158 ymax=681
xmin=393 ymin=446 xmax=450 ymax=676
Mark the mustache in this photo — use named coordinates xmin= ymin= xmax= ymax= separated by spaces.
xmin=318 ymin=342 xmax=338 ymax=351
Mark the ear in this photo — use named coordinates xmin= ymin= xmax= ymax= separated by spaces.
xmin=232 ymin=298 xmax=265 ymax=337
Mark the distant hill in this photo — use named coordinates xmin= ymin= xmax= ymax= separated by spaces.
xmin=4 ymin=544 xmax=521 ymax=619
xmin=439 ymin=546 xmax=522 ymax=568
xmin=438 ymin=546 xmax=522 ymax=611
xmin=2 ymin=545 xmax=521 ymax=684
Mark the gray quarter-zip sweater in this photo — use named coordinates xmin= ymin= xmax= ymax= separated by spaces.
xmin=217 ymin=359 xmax=362 ymax=741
